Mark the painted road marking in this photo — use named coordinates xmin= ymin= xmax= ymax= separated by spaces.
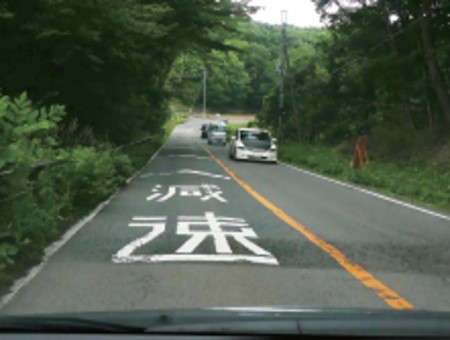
xmin=140 ymin=169 xmax=231 ymax=180
xmin=146 ymin=184 xmax=227 ymax=203
xmin=176 ymin=212 xmax=273 ymax=257
xmin=112 ymin=212 xmax=278 ymax=265
xmin=164 ymin=154 xmax=210 ymax=160
xmin=200 ymin=143 xmax=415 ymax=310
xmin=114 ymin=217 xmax=167 ymax=260
xmin=113 ymin=254 xmax=277 ymax=265
xmin=282 ymin=163 xmax=450 ymax=222
xmin=178 ymin=169 xmax=230 ymax=179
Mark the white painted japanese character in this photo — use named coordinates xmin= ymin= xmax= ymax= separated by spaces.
xmin=112 ymin=217 xmax=166 ymax=263
xmin=175 ymin=212 xmax=271 ymax=256
xmin=112 ymin=213 xmax=278 ymax=265
xmin=146 ymin=184 xmax=226 ymax=202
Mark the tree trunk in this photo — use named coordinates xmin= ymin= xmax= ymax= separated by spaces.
xmin=419 ymin=0 xmax=450 ymax=124
xmin=382 ymin=3 xmax=415 ymax=130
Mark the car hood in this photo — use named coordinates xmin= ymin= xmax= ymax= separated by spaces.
xmin=1 ymin=307 xmax=450 ymax=335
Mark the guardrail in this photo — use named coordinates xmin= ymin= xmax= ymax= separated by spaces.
xmin=113 ymin=136 xmax=155 ymax=153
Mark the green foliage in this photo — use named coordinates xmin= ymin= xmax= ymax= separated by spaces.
xmin=206 ymin=50 xmax=251 ymax=111
xmin=0 ymin=94 xmax=134 ymax=283
xmin=167 ymin=49 xmax=251 ymax=112
xmin=0 ymin=0 xmax=251 ymax=143
xmin=253 ymin=1 xmax=450 ymax=143
xmin=279 ymin=142 xmax=450 ymax=211
xmin=53 ymin=148 xmax=132 ymax=215
xmin=0 ymin=93 xmax=62 ymax=272
xmin=0 ymin=0 xmax=253 ymax=285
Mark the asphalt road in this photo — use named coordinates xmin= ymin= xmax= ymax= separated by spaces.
xmin=1 ymin=117 xmax=450 ymax=315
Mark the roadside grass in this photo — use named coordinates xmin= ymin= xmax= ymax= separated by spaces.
xmin=164 ymin=112 xmax=188 ymax=142
xmin=279 ymin=142 xmax=450 ymax=213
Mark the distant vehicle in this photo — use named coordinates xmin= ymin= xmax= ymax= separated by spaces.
xmin=200 ymin=124 xmax=209 ymax=139
xmin=207 ymin=123 xmax=227 ymax=146
xmin=229 ymin=128 xmax=277 ymax=163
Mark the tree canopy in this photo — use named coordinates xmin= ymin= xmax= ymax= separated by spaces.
xmin=0 ymin=0 xmax=252 ymax=142
xmin=1 ymin=0 xmax=449 ymax=147
xmin=256 ymin=0 xmax=450 ymax=145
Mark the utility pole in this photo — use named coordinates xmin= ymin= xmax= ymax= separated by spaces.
xmin=202 ymin=67 xmax=207 ymax=118
xmin=278 ymin=10 xmax=288 ymax=139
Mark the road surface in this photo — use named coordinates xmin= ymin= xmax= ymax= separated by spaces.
xmin=1 ymin=117 xmax=450 ymax=315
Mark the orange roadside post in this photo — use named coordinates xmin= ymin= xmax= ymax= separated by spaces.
xmin=351 ymin=134 xmax=370 ymax=171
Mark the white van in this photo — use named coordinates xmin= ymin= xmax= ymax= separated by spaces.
xmin=207 ymin=123 xmax=227 ymax=146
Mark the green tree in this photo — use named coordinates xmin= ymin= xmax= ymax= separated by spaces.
xmin=0 ymin=0 xmax=252 ymax=143
xmin=205 ymin=50 xmax=251 ymax=111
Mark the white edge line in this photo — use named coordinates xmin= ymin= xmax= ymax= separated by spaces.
xmin=132 ymin=217 xmax=167 ymax=221
xmin=0 ymin=139 xmax=170 ymax=309
xmin=125 ymin=140 xmax=167 ymax=184
xmin=281 ymin=162 xmax=450 ymax=222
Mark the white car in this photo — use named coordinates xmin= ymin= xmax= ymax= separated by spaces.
xmin=207 ymin=123 xmax=227 ymax=146
xmin=229 ymin=128 xmax=277 ymax=163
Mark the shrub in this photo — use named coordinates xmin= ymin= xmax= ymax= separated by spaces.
xmin=58 ymin=147 xmax=133 ymax=215
xmin=0 ymin=93 xmax=135 ymax=283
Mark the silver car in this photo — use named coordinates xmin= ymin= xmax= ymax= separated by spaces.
xmin=207 ymin=123 xmax=227 ymax=146
xmin=229 ymin=128 xmax=277 ymax=163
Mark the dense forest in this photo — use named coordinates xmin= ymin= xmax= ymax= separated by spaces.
xmin=0 ymin=0 xmax=252 ymax=143
xmin=171 ymin=0 xmax=450 ymax=153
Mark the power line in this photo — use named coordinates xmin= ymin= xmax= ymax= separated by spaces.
xmin=329 ymin=18 xmax=420 ymax=76
xmin=321 ymin=14 xmax=383 ymax=59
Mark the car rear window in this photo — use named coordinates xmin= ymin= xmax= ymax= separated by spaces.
xmin=240 ymin=131 xmax=271 ymax=141
xmin=211 ymin=125 xmax=226 ymax=132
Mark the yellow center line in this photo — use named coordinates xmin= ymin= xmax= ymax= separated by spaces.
xmin=199 ymin=142 xmax=414 ymax=310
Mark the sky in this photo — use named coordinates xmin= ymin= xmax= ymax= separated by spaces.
xmin=249 ymin=0 xmax=324 ymax=28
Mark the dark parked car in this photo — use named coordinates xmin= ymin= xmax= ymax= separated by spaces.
xmin=200 ymin=124 xmax=209 ymax=139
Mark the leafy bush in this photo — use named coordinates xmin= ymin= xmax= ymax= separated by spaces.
xmin=0 ymin=93 xmax=64 ymax=274
xmin=43 ymin=147 xmax=133 ymax=216
xmin=0 ymin=94 xmax=135 ymax=283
